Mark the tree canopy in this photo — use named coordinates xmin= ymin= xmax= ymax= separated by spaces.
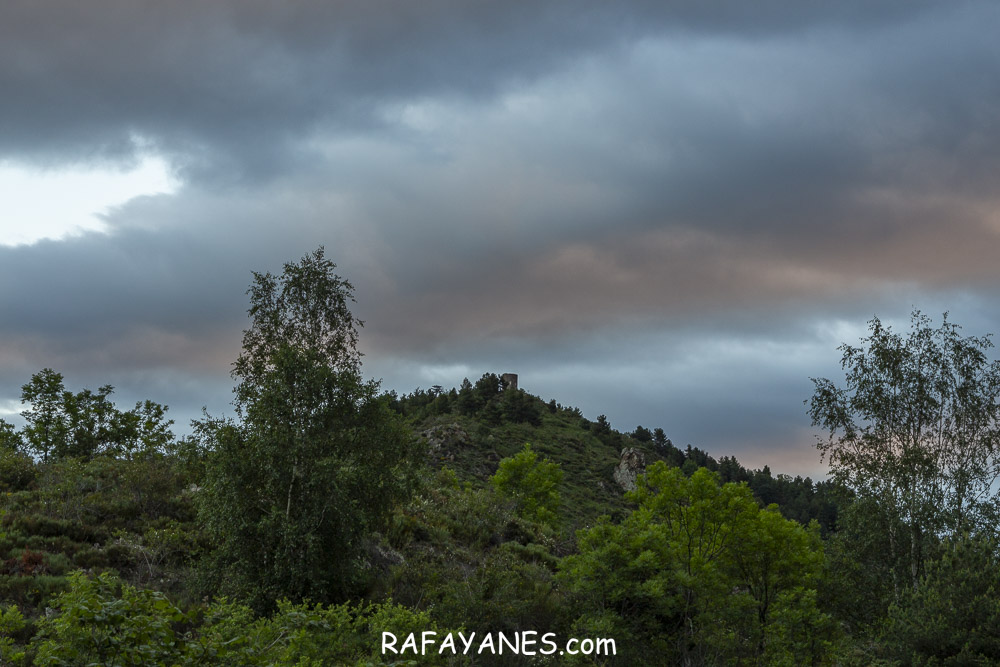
xmin=559 ymin=463 xmax=831 ymax=665
xmin=490 ymin=443 xmax=563 ymax=526
xmin=199 ymin=247 xmax=420 ymax=611
xmin=808 ymin=311 xmax=1000 ymax=594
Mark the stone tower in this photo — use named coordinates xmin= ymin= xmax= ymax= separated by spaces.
xmin=500 ymin=373 xmax=518 ymax=391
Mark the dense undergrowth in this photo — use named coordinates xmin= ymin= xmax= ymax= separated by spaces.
xmin=0 ymin=372 xmax=849 ymax=666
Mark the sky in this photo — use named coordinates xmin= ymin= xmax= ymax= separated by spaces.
xmin=2 ymin=1 xmax=1000 ymax=478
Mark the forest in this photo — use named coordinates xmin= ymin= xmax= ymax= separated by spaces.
xmin=1 ymin=248 xmax=999 ymax=666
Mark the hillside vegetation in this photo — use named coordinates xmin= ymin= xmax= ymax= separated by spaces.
xmin=1 ymin=250 xmax=998 ymax=665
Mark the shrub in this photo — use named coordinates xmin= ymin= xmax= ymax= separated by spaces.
xmin=491 ymin=444 xmax=563 ymax=527
xmin=27 ymin=571 xmax=460 ymax=666
xmin=32 ymin=571 xmax=184 ymax=666
xmin=0 ymin=451 xmax=36 ymax=493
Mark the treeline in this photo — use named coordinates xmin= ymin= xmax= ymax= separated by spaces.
xmin=391 ymin=375 xmax=839 ymax=535
xmin=2 ymin=369 xmax=174 ymax=462
xmin=388 ymin=374 xmax=543 ymax=427
xmin=1 ymin=252 xmax=999 ymax=665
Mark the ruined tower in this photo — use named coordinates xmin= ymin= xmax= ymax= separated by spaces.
xmin=500 ymin=373 xmax=518 ymax=391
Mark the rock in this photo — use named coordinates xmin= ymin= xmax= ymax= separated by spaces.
xmin=613 ymin=447 xmax=646 ymax=492
xmin=362 ymin=538 xmax=406 ymax=574
xmin=421 ymin=423 xmax=470 ymax=455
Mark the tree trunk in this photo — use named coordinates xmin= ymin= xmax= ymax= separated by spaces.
xmin=286 ymin=461 xmax=298 ymax=521
xmin=888 ymin=522 xmax=900 ymax=601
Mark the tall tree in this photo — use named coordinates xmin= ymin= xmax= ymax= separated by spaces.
xmin=632 ymin=425 xmax=652 ymax=443
xmin=0 ymin=419 xmax=21 ymax=451
xmin=62 ymin=384 xmax=117 ymax=458
xmin=20 ymin=368 xmax=68 ymax=462
xmin=113 ymin=400 xmax=175 ymax=458
xmin=560 ymin=464 xmax=830 ymax=665
xmin=879 ymin=533 xmax=1000 ymax=664
xmin=199 ymin=248 xmax=419 ymax=612
xmin=808 ymin=311 xmax=1000 ymax=594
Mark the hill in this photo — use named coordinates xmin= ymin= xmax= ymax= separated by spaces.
xmin=389 ymin=372 xmax=840 ymax=534
xmin=0 ymin=369 xmax=841 ymax=664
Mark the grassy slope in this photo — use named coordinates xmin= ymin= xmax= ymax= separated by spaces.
xmin=412 ymin=398 xmax=664 ymax=531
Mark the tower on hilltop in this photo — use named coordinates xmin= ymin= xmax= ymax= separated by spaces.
xmin=500 ymin=373 xmax=518 ymax=391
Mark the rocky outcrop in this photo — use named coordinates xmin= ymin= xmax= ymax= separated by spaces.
xmin=613 ymin=447 xmax=646 ymax=492
xmin=362 ymin=537 xmax=405 ymax=576
xmin=421 ymin=422 xmax=470 ymax=461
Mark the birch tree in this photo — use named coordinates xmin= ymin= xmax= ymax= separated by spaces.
xmin=808 ymin=311 xmax=1000 ymax=595
xmin=200 ymin=248 xmax=418 ymax=612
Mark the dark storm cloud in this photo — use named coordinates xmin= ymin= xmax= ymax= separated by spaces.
xmin=3 ymin=1 xmax=1000 ymax=475
xmin=0 ymin=0 xmax=954 ymax=179
xmin=0 ymin=223 xmax=242 ymax=372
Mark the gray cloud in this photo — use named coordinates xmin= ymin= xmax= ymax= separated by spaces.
xmin=2 ymin=1 xmax=1000 ymax=476
xmin=0 ymin=1 xmax=961 ymax=176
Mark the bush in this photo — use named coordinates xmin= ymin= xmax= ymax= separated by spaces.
xmin=431 ymin=548 xmax=560 ymax=636
xmin=32 ymin=571 xmax=188 ymax=666
xmin=491 ymin=444 xmax=562 ymax=527
xmin=0 ymin=451 xmax=36 ymax=493
xmin=26 ymin=571 xmax=460 ymax=666
xmin=11 ymin=515 xmax=107 ymax=545
xmin=0 ymin=574 xmax=69 ymax=611
xmin=878 ymin=533 xmax=1000 ymax=664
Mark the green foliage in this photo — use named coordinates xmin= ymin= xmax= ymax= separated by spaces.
xmin=0 ymin=446 xmax=200 ymax=625
xmin=454 ymin=378 xmax=479 ymax=416
xmin=592 ymin=415 xmax=610 ymax=437
xmin=32 ymin=571 xmax=185 ymax=666
xmin=61 ymin=384 xmax=118 ymax=459
xmin=809 ymin=311 xmax=1000 ymax=594
xmin=19 ymin=369 xmax=68 ymax=462
xmin=0 ymin=604 xmax=26 ymax=664
xmin=20 ymin=455 xmax=193 ymax=535
xmin=491 ymin=444 xmax=563 ymax=526
xmin=15 ymin=369 xmax=175 ymax=462
xmin=196 ymin=596 xmax=456 ymax=666
xmin=431 ymin=547 xmax=559 ymax=638
xmin=878 ymin=533 xmax=1000 ymax=664
xmin=631 ymin=425 xmax=652 ymax=443
xmin=0 ymin=420 xmax=23 ymax=452
xmin=113 ymin=400 xmax=176 ymax=459
xmin=473 ymin=374 xmax=502 ymax=406
xmin=763 ymin=588 xmax=838 ymax=667
xmin=414 ymin=376 xmax=543 ymax=428
xmin=386 ymin=467 xmax=564 ymax=643
xmin=652 ymin=427 xmax=669 ymax=450
xmin=820 ymin=497 xmax=901 ymax=635
xmin=499 ymin=389 xmax=542 ymax=426
xmin=0 ymin=574 xmax=69 ymax=614
xmin=15 ymin=570 xmax=455 ymax=666
xmin=0 ymin=449 xmax=36 ymax=493
xmin=560 ymin=464 xmax=833 ymax=664
xmin=199 ymin=248 xmax=420 ymax=612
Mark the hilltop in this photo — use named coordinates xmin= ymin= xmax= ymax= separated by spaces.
xmin=388 ymin=372 xmax=840 ymax=533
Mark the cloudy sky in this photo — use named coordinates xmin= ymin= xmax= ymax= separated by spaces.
xmin=3 ymin=1 xmax=1000 ymax=477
